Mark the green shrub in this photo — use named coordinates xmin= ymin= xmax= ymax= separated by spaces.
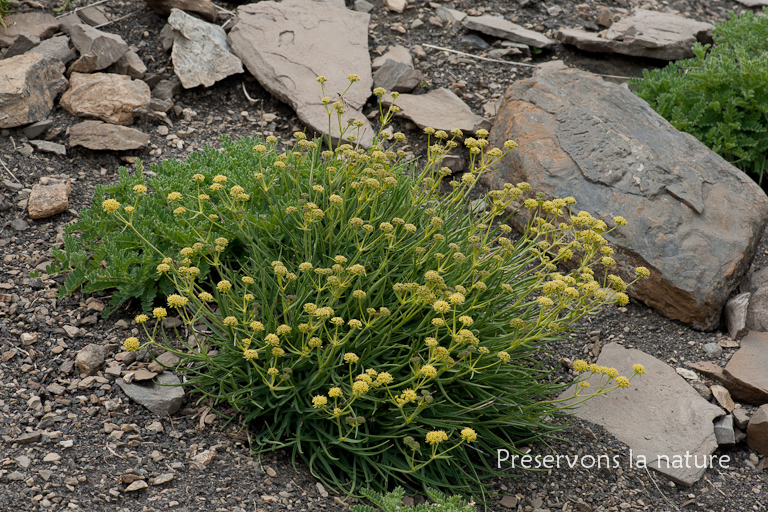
xmin=0 ymin=0 xmax=11 ymax=28
xmin=630 ymin=8 xmax=768 ymax=183
xmin=60 ymin=79 xmax=647 ymax=498
xmin=352 ymin=487 xmax=477 ymax=512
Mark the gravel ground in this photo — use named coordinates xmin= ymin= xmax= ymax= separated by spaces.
xmin=1 ymin=0 xmax=767 ymax=510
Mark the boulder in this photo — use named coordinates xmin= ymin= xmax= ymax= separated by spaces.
xmin=167 ymin=8 xmax=243 ymax=89
xmin=555 ymin=9 xmax=713 ymax=60
xmin=69 ymin=24 xmax=129 ymax=70
xmin=484 ymin=65 xmax=768 ymax=330
xmin=28 ymin=178 xmax=71 ymax=220
xmin=747 ymin=405 xmax=768 ymax=456
xmin=69 ymin=121 xmax=150 ymax=151
xmin=0 ymin=13 xmax=61 ymax=48
xmin=143 ymin=0 xmax=218 ymax=23
xmin=381 ymin=88 xmax=491 ymax=135
xmin=462 ymin=15 xmax=554 ymax=49
xmin=560 ymin=343 xmax=723 ymax=486
xmin=26 ymin=35 xmax=77 ymax=65
xmin=117 ymin=372 xmax=185 ymax=416
xmin=373 ymin=60 xmax=422 ymax=93
xmin=228 ymin=0 xmax=374 ymax=146
xmin=60 ymin=72 xmax=150 ymax=125
xmin=0 ymin=54 xmax=67 ymax=129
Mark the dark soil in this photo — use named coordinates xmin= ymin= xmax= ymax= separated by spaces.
xmin=1 ymin=0 xmax=766 ymax=510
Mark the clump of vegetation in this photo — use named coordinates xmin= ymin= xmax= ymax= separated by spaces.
xmin=631 ymin=8 xmax=768 ymax=183
xmin=55 ymin=76 xmax=647 ymax=498
xmin=352 ymin=487 xmax=477 ymax=512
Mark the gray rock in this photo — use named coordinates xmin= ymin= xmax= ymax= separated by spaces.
xmin=373 ymin=60 xmax=421 ymax=93
xmin=559 ymin=343 xmax=724 ymax=486
xmin=381 ymin=88 xmax=491 ymax=135
xmin=69 ymin=24 xmax=129 ymax=70
xmin=485 ymin=65 xmax=768 ymax=330
xmin=740 ymin=265 xmax=768 ymax=294
xmin=112 ymin=49 xmax=147 ymax=79
xmin=460 ymin=34 xmax=491 ymax=51
xmin=10 ymin=218 xmax=29 ymax=231
xmin=555 ymin=10 xmax=713 ymax=60
xmin=0 ymin=12 xmax=61 ymax=48
xmin=21 ymin=120 xmax=53 ymax=139
xmin=57 ymin=12 xmax=85 ymax=35
xmin=117 ymin=372 xmax=185 ymax=416
xmin=75 ymin=343 xmax=106 ymax=375
xmin=76 ymin=5 xmax=110 ymax=26
xmin=714 ymin=415 xmax=736 ymax=447
xmin=733 ymin=408 xmax=750 ymax=430
xmin=690 ymin=381 xmax=712 ymax=401
xmin=734 ymin=0 xmax=768 ymax=6
xmin=440 ymin=154 xmax=465 ymax=173
xmin=3 ymin=34 xmax=40 ymax=59
xmin=26 ymin=35 xmax=77 ymax=65
xmin=68 ymin=51 xmax=99 ymax=74
xmin=746 ymin=286 xmax=768 ymax=332
xmin=0 ymin=54 xmax=68 ymax=129
xmin=60 ymin=72 xmax=151 ymax=125
xmin=149 ymin=98 xmax=174 ymax=113
xmin=168 ymin=9 xmax=243 ymax=89
xmin=353 ymin=0 xmax=374 ymax=12
xmin=462 ymin=15 xmax=554 ymax=49
xmin=746 ymin=405 xmax=768 ymax=456
xmin=228 ymin=0 xmax=374 ymax=146
xmin=152 ymin=77 xmax=182 ymax=100
xmin=723 ymin=331 xmax=768 ymax=405
xmin=436 ymin=6 xmax=467 ymax=25
xmin=725 ymin=292 xmax=750 ymax=341
xmin=703 ymin=342 xmax=723 ymax=359
xmin=160 ymin=24 xmax=175 ymax=53
xmin=501 ymin=40 xmax=532 ymax=57
xmin=69 ymin=121 xmax=150 ymax=151
xmin=29 ymin=140 xmax=66 ymax=157
xmin=371 ymin=45 xmax=413 ymax=71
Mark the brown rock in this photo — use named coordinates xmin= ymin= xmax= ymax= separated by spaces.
xmin=112 ymin=49 xmax=147 ymax=79
xmin=724 ymin=331 xmax=768 ymax=405
xmin=746 ymin=286 xmax=768 ymax=332
xmin=26 ymin=35 xmax=78 ymax=65
xmin=597 ymin=8 xmax=615 ymax=28
xmin=710 ymin=385 xmax=735 ymax=413
xmin=75 ymin=343 xmax=107 ymax=376
xmin=0 ymin=54 xmax=67 ymax=129
xmin=69 ymin=121 xmax=150 ymax=151
xmin=60 ymin=72 xmax=150 ymax=125
xmin=0 ymin=12 xmax=61 ymax=48
xmin=143 ymin=0 xmax=218 ymax=22
xmin=462 ymin=15 xmax=554 ymax=49
xmin=132 ymin=369 xmax=158 ymax=382
xmin=3 ymin=34 xmax=40 ymax=59
xmin=69 ymin=24 xmax=129 ymax=70
xmin=747 ymin=405 xmax=768 ymax=456
xmin=28 ymin=178 xmax=71 ymax=220
xmin=485 ymin=64 xmax=768 ymax=330
xmin=687 ymin=360 xmax=768 ymax=406
xmin=373 ymin=60 xmax=422 ymax=93
xmin=68 ymin=52 xmax=100 ymax=74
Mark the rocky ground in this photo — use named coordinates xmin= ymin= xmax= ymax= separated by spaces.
xmin=2 ymin=0 xmax=768 ymax=510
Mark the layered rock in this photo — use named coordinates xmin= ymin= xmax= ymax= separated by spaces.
xmin=0 ymin=54 xmax=67 ymax=129
xmin=60 ymin=72 xmax=150 ymax=125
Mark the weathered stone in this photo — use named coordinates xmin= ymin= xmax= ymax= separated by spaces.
xmin=0 ymin=54 xmax=67 ymax=129
xmin=152 ymin=77 xmax=182 ymax=100
xmin=560 ymin=343 xmax=723 ymax=486
xmin=3 ymin=34 xmax=40 ymax=59
xmin=382 ymin=88 xmax=491 ymax=135
xmin=733 ymin=408 xmax=750 ymax=430
xmin=0 ymin=13 xmax=61 ymax=48
xmin=371 ymin=45 xmax=413 ymax=71
xmin=734 ymin=0 xmax=768 ymax=6
xmin=26 ymin=35 xmax=77 ymax=65
xmin=69 ymin=121 xmax=150 ymax=151
xmin=29 ymin=140 xmax=66 ymax=157
xmin=353 ymin=0 xmax=374 ymax=13
xmin=725 ymin=292 xmax=750 ymax=341
xmin=57 ymin=13 xmax=85 ymax=35
xmin=724 ymin=331 xmax=768 ymax=405
xmin=21 ymin=120 xmax=52 ymax=139
xmin=555 ymin=10 xmax=713 ymax=60
xmin=168 ymin=9 xmax=243 ymax=89
xmin=485 ymin=65 xmax=768 ymax=330
xmin=228 ymin=0 xmax=374 ymax=146
xmin=68 ymin=52 xmax=99 ymax=74
xmin=61 ymin=72 xmax=150 ymax=125
xmin=714 ymin=415 xmax=736 ymax=447
xmin=384 ymin=0 xmax=406 ymax=13
xmin=117 ymin=372 xmax=185 ymax=416
xmin=69 ymin=24 xmax=129 ymax=70
xmin=746 ymin=286 xmax=768 ymax=333
xmin=143 ymin=0 xmax=219 ymax=23
xmin=703 ymin=342 xmax=723 ymax=359
xmin=436 ymin=6 xmax=467 ymax=25
xmin=711 ymin=385 xmax=735 ymax=412
xmin=112 ymin=49 xmax=147 ymax=79
xmin=77 ymin=5 xmax=110 ymax=26
xmin=747 ymin=405 xmax=768 ymax=456
xmin=462 ymin=15 xmax=554 ymax=49
xmin=160 ymin=24 xmax=175 ymax=52
xmin=688 ymin=360 xmax=768 ymax=406
xmin=75 ymin=344 xmax=107 ymax=375
xmin=373 ymin=60 xmax=421 ymax=93
xmin=28 ymin=178 xmax=71 ymax=219
xmin=740 ymin=265 xmax=768 ymax=294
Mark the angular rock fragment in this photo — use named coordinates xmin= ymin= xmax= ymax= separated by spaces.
xmin=725 ymin=292 xmax=750 ymax=341
xmin=382 ymin=88 xmax=491 ymax=135
xmin=723 ymin=331 xmax=768 ymax=405
xmin=29 ymin=140 xmax=66 ymax=156
xmin=117 ymin=372 xmax=185 ymax=416
xmin=69 ymin=24 xmax=129 ymax=70
xmin=28 ymin=178 xmax=70 ymax=219
xmin=3 ymin=34 xmax=40 ymax=59
xmin=112 ymin=49 xmax=147 ymax=79
xmin=26 ymin=35 xmax=77 ymax=65
xmin=69 ymin=121 xmax=150 ymax=151
xmin=0 ymin=54 xmax=67 ymax=129
xmin=0 ymin=13 xmax=61 ymax=48
xmin=60 ymin=72 xmax=150 ymax=125
xmin=373 ymin=60 xmax=421 ymax=93
xmin=463 ymin=15 xmax=554 ymax=49
xmin=371 ymin=45 xmax=413 ymax=71
xmin=747 ymin=405 xmax=768 ymax=456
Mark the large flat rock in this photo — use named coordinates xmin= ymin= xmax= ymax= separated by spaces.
xmin=560 ymin=343 xmax=724 ymax=486
xmin=117 ymin=372 xmax=184 ymax=416
xmin=0 ymin=54 xmax=67 ymax=129
xmin=382 ymin=88 xmax=491 ymax=135
xmin=60 ymin=72 xmax=150 ymax=125
xmin=555 ymin=9 xmax=713 ymax=60
xmin=484 ymin=64 xmax=768 ymax=330
xmin=228 ymin=0 xmax=374 ymax=146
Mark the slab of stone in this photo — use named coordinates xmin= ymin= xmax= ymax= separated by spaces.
xmin=0 ymin=54 xmax=67 ymax=129
xmin=385 ymin=0 xmax=406 ymax=13
xmin=371 ymin=45 xmax=413 ymax=71
xmin=228 ymin=0 xmax=374 ymax=146
xmin=0 ymin=13 xmax=61 ymax=48
xmin=160 ymin=24 xmax=175 ymax=52
xmin=382 ymin=87 xmax=491 ymax=135
xmin=733 ymin=408 xmax=750 ymax=430
xmin=77 ymin=5 xmax=111 ymax=26
xmin=687 ymin=360 xmax=768 ymax=406
xmin=144 ymin=0 xmax=219 ymax=23
xmin=462 ymin=15 xmax=554 ymax=49
xmin=112 ymin=49 xmax=147 ymax=79
xmin=555 ymin=10 xmax=713 ymax=60
xmin=29 ymin=140 xmax=66 ymax=157
xmin=69 ymin=24 xmax=129 ymax=70
xmin=373 ymin=60 xmax=421 ymax=93
xmin=724 ymin=331 xmax=768 ymax=404
xmin=354 ymin=0 xmax=374 ymax=13
xmin=61 ymin=72 xmax=150 ymax=125
xmin=485 ymin=65 xmax=768 ymax=330
xmin=21 ymin=120 xmax=53 ymax=139
xmin=745 ymin=286 xmax=768 ymax=333
xmin=69 ymin=121 xmax=150 ymax=151
xmin=747 ymin=405 xmax=768 ymax=456
xmin=26 ymin=35 xmax=77 ymax=65
xmin=117 ymin=372 xmax=185 ymax=416
xmin=3 ymin=34 xmax=40 ymax=59
xmin=560 ymin=343 xmax=723 ymax=486
xmin=714 ymin=415 xmax=736 ymax=447
xmin=168 ymin=9 xmax=243 ymax=89
xmin=28 ymin=178 xmax=70 ymax=219
xmin=152 ymin=77 xmax=182 ymax=100
xmin=725 ymin=292 xmax=750 ymax=341
xmin=436 ymin=6 xmax=467 ymax=25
